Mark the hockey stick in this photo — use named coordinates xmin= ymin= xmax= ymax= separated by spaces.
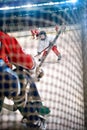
xmin=38 ymin=25 xmax=66 ymax=67
xmin=34 ymin=45 xmax=50 ymax=57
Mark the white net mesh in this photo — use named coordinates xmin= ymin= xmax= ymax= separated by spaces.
xmin=0 ymin=0 xmax=87 ymax=130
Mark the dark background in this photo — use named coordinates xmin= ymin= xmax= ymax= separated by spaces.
xmin=0 ymin=0 xmax=84 ymax=31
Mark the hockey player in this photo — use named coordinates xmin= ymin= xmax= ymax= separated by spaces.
xmin=55 ymin=25 xmax=59 ymax=32
xmin=0 ymin=30 xmax=50 ymax=116
xmin=31 ymin=28 xmax=39 ymax=39
xmin=37 ymin=31 xmax=61 ymax=61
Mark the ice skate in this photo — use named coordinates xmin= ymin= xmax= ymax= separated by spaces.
xmin=57 ymin=54 xmax=61 ymax=61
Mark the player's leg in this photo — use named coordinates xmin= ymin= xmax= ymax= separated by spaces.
xmin=0 ymin=99 xmax=3 ymax=112
xmin=0 ymin=60 xmax=6 ymax=112
xmin=52 ymin=45 xmax=61 ymax=60
xmin=0 ymin=59 xmax=21 ymax=99
xmin=28 ymin=82 xmax=50 ymax=115
xmin=31 ymin=30 xmax=35 ymax=39
xmin=39 ymin=50 xmax=47 ymax=61
xmin=0 ymin=76 xmax=6 ymax=112
xmin=4 ymin=67 xmax=21 ymax=97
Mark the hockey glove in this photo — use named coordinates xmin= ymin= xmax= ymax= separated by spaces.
xmin=37 ymin=52 xmax=41 ymax=55
xmin=36 ymin=66 xmax=44 ymax=79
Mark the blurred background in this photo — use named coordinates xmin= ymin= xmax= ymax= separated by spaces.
xmin=0 ymin=0 xmax=87 ymax=130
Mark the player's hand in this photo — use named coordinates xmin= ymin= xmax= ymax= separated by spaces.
xmin=49 ymin=41 xmax=53 ymax=46
xmin=36 ymin=66 xmax=44 ymax=79
xmin=38 ymin=52 xmax=41 ymax=55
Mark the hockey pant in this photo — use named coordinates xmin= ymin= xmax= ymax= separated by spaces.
xmin=0 ymin=59 xmax=21 ymax=111
xmin=42 ymin=45 xmax=60 ymax=57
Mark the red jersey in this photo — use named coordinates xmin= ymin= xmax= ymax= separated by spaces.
xmin=35 ymin=29 xmax=39 ymax=35
xmin=31 ymin=29 xmax=39 ymax=36
xmin=0 ymin=31 xmax=35 ymax=70
xmin=31 ymin=30 xmax=35 ymax=35
xmin=55 ymin=25 xmax=59 ymax=32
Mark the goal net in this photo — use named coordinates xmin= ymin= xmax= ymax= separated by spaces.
xmin=0 ymin=0 xmax=87 ymax=130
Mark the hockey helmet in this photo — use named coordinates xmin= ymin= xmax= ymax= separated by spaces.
xmin=39 ymin=31 xmax=47 ymax=40
xmin=39 ymin=31 xmax=46 ymax=36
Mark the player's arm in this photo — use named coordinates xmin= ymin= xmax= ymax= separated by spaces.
xmin=7 ymin=37 xmax=35 ymax=70
xmin=9 ymin=37 xmax=44 ymax=79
